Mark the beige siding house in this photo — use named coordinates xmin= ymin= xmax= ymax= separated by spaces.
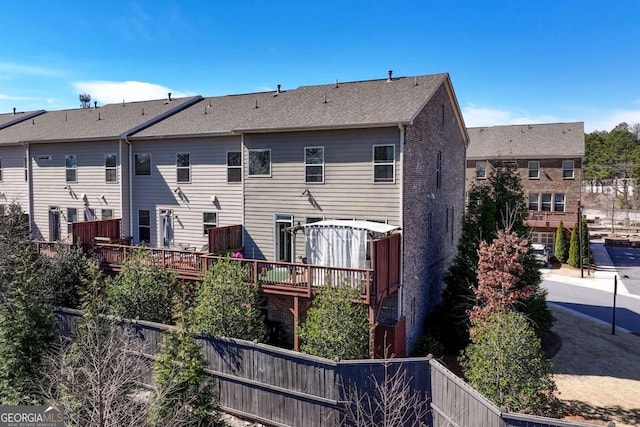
xmin=0 ymin=97 xmax=201 ymax=241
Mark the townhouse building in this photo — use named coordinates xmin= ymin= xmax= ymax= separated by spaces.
xmin=466 ymin=122 xmax=585 ymax=250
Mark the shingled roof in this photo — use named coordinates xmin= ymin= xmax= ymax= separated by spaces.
xmin=0 ymin=97 xmax=201 ymax=145
xmin=466 ymin=122 xmax=585 ymax=160
xmin=132 ymin=73 xmax=467 ymax=139
xmin=0 ymin=110 xmax=46 ymax=130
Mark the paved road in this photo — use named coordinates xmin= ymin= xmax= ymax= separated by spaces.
xmin=603 ymin=246 xmax=640 ymax=295
xmin=542 ymin=278 xmax=640 ymax=335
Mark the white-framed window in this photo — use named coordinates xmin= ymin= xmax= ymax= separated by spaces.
xmin=67 ymin=208 xmax=77 ymax=235
xmin=65 ymin=154 xmax=77 ymax=182
xmin=436 ymin=151 xmax=442 ymax=188
xmin=248 ymin=149 xmax=271 ymax=176
xmin=305 ymin=147 xmax=324 ymax=183
xmin=105 ymin=154 xmax=117 ymax=183
xmin=24 ymin=157 xmax=28 ymax=182
xmin=541 ymin=193 xmax=552 ymax=211
xmin=134 ymin=154 xmax=151 ymax=176
xmin=528 ymin=193 xmax=539 ymax=210
xmin=528 ymin=161 xmax=540 ymax=179
xmin=138 ymin=210 xmax=150 ymax=244
xmin=373 ymin=145 xmax=395 ymax=183
xmin=553 ymin=194 xmax=565 ymax=212
xmin=475 ymin=161 xmax=486 ymax=179
xmin=227 ymin=151 xmax=242 ymax=183
xmin=562 ymin=160 xmax=574 ymax=179
xmin=177 ymin=152 xmax=190 ymax=183
xmin=203 ymin=212 xmax=218 ymax=235
xmin=101 ymin=209 xmax=113 ymax=220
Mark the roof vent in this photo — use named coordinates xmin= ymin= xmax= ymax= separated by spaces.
xmin=12 ymin=107 xmax=16 ymax=115
xmin=168 ymin=92 xmax=172 ymax=102
xmin=276 ymin=84 xmax=281 ymax=94
xmin=387 ymin=69 xmax=393 ymax=82
xmin=94 ymin=101 xmax=98 ymax=109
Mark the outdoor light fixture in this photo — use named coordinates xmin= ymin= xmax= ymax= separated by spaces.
xmin=209 ymin=195 xmax=217 ymax=203
xmin=174 ymin=187 xmax=181 ymax=194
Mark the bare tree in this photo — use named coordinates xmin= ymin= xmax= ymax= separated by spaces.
xmin=341 ymin=358 xmax=429 ymax=427
xmin=79 ymin=93 xmax=91 ymax=109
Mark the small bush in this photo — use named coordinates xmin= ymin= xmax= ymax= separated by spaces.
xmin=410 ymin=335 xmax=444 ymax=358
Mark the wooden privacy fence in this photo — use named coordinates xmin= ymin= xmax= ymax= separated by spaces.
xmin=372 ymin=232 xmax=401 ymax=303
xmin=71 ymin=218 xmax=122 ymax=244
xmin=208 ymin=224 xmax=243 ymax=254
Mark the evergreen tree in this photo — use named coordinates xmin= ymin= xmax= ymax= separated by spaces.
xmin=581 ymin=217 xmax=591 ymax=264
xmin=554 ymin=221 xmax=568 ymax=263
xmin=568 ymin=226 xmax=580 ymax=268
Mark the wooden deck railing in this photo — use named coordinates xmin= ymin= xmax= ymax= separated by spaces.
xmin=526 ymin=211 xmax=578 ymax=228
xmin=43 ymin=243 xmax=373 ymax=301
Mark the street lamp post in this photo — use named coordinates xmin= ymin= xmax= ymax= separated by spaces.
xmin=578 ymin=201 xmax=583 ymax=278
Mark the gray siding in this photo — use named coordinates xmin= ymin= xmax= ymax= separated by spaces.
xmin=402 ymin=83 xmax=467 ymax=351
xmin=120 ymin=140 xmax=130 ymax=237
xmin=131 ymin=136 xmax=243 ymax=248
xmin=0 ymin=145 xmax=29 ymax=213
xmin=30 ymin=141 xmax=122 ymax=241
xmin=243 ymin=128 xmax=401 ymax=260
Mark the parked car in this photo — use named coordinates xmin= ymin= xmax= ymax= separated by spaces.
xmin=532 ymin=243 xmax=550 ymax=266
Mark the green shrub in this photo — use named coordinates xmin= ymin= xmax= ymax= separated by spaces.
xmin=298 ymin=285 xmax=370 ymax=360
xmin=107 ymin=248 xmax=177 ymax=324
xmin=568 ymin=226 xmax=580 ymax=268
xmin=190 ymin=259 xmax=266 ymax=341
xmin=460 ymin=311 xmax=562 ymax=417
xmin=410 ymin=335 xmax=444 ymax=358
xmin=554 ymin=221 xmax=568 ymax=263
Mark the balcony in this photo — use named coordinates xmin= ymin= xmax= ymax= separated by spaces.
xmin=526 ymin=211 xmax=578 ymax=230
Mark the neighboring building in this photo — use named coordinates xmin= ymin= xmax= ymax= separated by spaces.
xmin=0 ymin=72 xmax=468 ymax=354
xmin=466 ymin=122 xmax=585 ymax=250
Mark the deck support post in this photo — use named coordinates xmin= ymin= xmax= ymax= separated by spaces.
xmin=292 ymin=296 xmax=300 ymax=351
xmin=369 ymin=304 xmax=376 ymax=359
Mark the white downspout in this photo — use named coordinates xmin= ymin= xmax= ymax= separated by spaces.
xmin=398 ymin=123 xmax=404 ymax=321
xmin=25 ymin=143 xmax=33 ymax=233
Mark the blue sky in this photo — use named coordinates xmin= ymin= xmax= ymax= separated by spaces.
xmin=1 ymin=1 xmax=638 ymax=132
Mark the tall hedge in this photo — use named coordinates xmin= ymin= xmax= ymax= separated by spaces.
xmin=554 ymin=221 xmax=568 ymax=263
xmin=567 ymin=226 xmax=580 ymax=268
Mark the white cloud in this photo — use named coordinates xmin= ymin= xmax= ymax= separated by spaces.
xmin=72 ymin=81 xmax=193 ymax=105
xmin=586 ymin=110 xmax=640 ymax=132
xmin=0 ymin=62 xmax=62 ymax=77
xmin=462 ymin=104 xmax=560 ymax=128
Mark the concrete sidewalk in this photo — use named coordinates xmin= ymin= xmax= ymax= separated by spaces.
xmin=542 ymin=241 xmax=640 ymax=299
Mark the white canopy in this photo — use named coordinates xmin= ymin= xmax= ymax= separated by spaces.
xmin=300 ymin=219 xmax=400 ymax=235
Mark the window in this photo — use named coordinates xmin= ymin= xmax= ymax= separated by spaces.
xmin=502 ymin=160 xmax=517 ymax=168
xmin=24 ymin=157 xmax=27 ymax=182
xmin=562 ymin=160 xmax=574 ymax=179
xmin=135 ymin=154 xmax=151 ymax=176
xmin=528 ymin=161 xmax=540 ymax=179
xmin=373 ymin=145 xmax=394 ymax=183
xmin=138 ymin=210 xmax=150 ymax=244
xmin=67 ymin=208 xmax=77 ymax=235
xmin=248 ymin=149 xmax=271 ymax=176
xmin=227 ymin=152 xmax=241 ymax=182
xmin=101 ymin=209 xmax=113 ymax=220
xmin=553 ymin=193 xmax=565 ymax=212
xmin=528 ymin=193 xmax=539 ymax=210
xmin=0 ymin=205 xmax=4 ymax=216
xmin=203 ymin=212 xmax=218 ymax=235
xmin=305 ymin=147 xmax=324 ymax=183
xmin=541 ymin=193 xmax=552 ymax=211
xmin=0 ymin=158 xmax=2 ymax=181
xmin=436 ymin=151 xmax=442 ymax=188
xmin=475 ymin=161 xmax=486 ymax=179
xmin=177 ymin=152 xmax=190 ymax=183
xmin=306 ymin=217 xmax=323 ymax=224
xmin=105 ymin=154 xmax=117 ymax=183
xmin=65 ymin=155 xmax=77 ymax=182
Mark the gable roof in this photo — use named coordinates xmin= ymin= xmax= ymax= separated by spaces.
xmin=0 ymin=97 xmax=201 ymax=145
xmin=0 ymin=110 xmax=46 ymax=130
xmin=132 ymin=73 xmax=468 ymax=140
xmin=466 ymin=122 xmax=585 ymax=160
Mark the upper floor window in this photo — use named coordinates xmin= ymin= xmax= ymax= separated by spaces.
xmin=562 ymin=160 xmax=574 ymax=179
xmin=436 ymin=151 xmax=442 ymax=188
xmin=135 ymin=154 xmax=151 ymax=176
xmin=248 ymin=149 xmax=271 ymax=177
xmin=101 ymin=209 xmax=113 ymax=220
xmin=24 ymin=157 xmax=28 ymax=182
xmin=528 ymin=193 xmax=539 ymax=210
xmin=541 ymin=193 xmax=552 ymax=211
xmin=67 ymin=208 xmax=77 ymax=235
xmin=476 ymin=161 xmax=486 ymax=179
xmin=203 ymin=212 xmax=218 ymax=235
xmin=65 ymin=155 xmax=77 ymax=182
xmin=227 ymin=152 xmax=242 ymax=182
xmin=305 ymin=147 xmax=324 ymax=183
xmin=177 ymin=153 xmax=190 ymax=183
xmin=138 ymin=210 xmax=150 ymax=244
xmin=105 ymin=154 xmax=117 ymax=183
xmin=373 ymin=145 xmax=395 ymax=183
xmin=528 ymin=161 xmax=540 ymax=179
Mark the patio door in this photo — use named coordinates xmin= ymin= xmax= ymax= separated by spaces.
xmin=159 ymin=209 xmax=174 ymax=248
xmin=275 ymin=214 xmax=293 ymax=262
xmin=48 ymin=206 xmax=60 ymax=242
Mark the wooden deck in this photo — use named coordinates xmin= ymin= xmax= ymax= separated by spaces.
xmin=526 ymin=211 xmax=578 ymax=230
